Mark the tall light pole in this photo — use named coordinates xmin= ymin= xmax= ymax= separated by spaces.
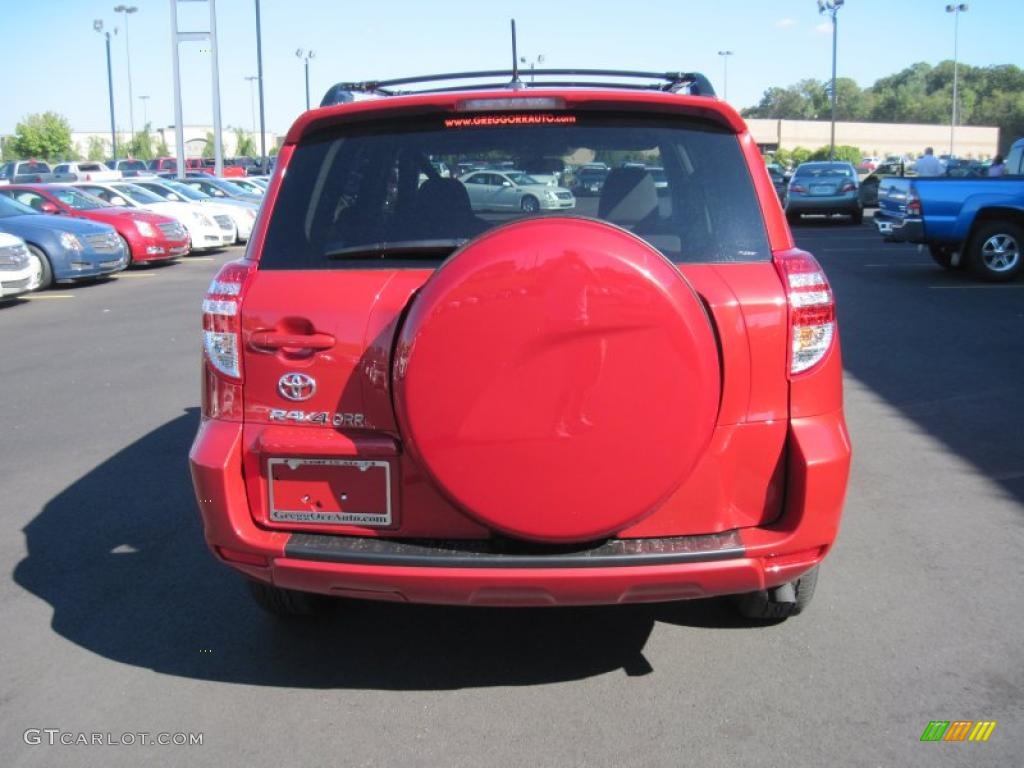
xmin=296 ymin=49 xmax=315 ymax=111
xmin=93 ymin=20 xmax=118 ymax=159
xmin=113 ymin=5 xmax=138 ymax=139
xmin=519 ymin=54 xmax=545 ymax=83
xmin=717 ymin=50 xmax=733 ymax=101
xmin=255 ymin=0 xmax=267 ymax=169
xmin=138 ymin=95 xmax=149 ymax=127
xmin=244 ymin=76 xmax=259 ymax=139
xmin=818 ymin=0 xmax=844 ymax=161
xmin=946 ymin=4 xmax=968 ymax=157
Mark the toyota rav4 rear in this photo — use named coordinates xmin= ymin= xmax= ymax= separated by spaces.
xmin=190 ymin=71 xmax=851 ymax=621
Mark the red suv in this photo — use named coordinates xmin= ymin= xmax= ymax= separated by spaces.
xmin=190 ymin=70 xmax=851 ymax=621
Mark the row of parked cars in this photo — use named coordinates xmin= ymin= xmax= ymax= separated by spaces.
xmin=0 ymin=173 xmax=268 ymax=299
xmin=0 ymin=156 xmax=274 ymax=185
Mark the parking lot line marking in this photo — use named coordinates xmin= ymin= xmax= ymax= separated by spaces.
xmin=113 ymin=273 xmax=156 ymax=278
xmin=863 ymin=264 xmax=933 ymax=268
xmin=812 ymin=247 xmax=916 ymax=252
xmin=928 ymin=284 xmax=1024 ymax=289
xmin=182 ymin=257 xmax=215 ymax=262
xmin=23 ymin=294 xmax=74 ymax=299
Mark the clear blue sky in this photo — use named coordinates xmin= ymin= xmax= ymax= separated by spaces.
xmin=3 ymin=0 xmax=1021 ymax=136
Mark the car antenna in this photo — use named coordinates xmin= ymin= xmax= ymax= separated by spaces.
xmin=509 ymin=19 xmax=525 ymax=89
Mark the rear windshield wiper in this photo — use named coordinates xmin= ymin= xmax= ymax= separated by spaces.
xmin=325 ymin=239 xmax=468 ymax=260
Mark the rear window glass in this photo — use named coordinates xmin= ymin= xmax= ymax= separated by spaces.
xmin=261 ymin=112 xmax=770 ymax=269
xmin=18 ymin=162 xmax=51 ymax=174
xmin=795 ymin=164 xmax=854 ymax=178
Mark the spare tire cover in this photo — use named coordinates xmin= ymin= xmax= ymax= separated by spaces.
xmin=393 ymin=217 xmax=720 ymax=542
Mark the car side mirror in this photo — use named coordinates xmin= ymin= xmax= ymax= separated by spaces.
xmin=110 ymin=196 xmax=127 ymax=206
xmin=214 ymin=190 xmax=226 ymax=196
xmin=167 ymin=193 xmax=181 ymax=202
xmin=501 ymin=181 xmax=512 ymax=187
xmin=40 ymin=201 xmax=59 ymax=214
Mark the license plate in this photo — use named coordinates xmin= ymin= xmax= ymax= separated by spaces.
xmin=268 ymin=457 xmax=392 ymax=526
xmin=809 ymin=185 xmax=833 ymax=196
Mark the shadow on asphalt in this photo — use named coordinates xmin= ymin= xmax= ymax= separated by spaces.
xmin=14 ymin=408 xmax=773 ymax=689
xmin=795 ymin=219 xmax=1024 ymax=506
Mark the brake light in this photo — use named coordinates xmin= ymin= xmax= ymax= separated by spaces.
xmin=201 ymin=260 xmax=254 ymax=419
xmin=774 ymin=250 xmax=835 ymax=375
xmin=840 ymin=181 xmax=856 ymax=193
xmin=789 ymin=184 xmax=807 ymax=194
xmin=906 ymin=183 xmax=922 ymax=216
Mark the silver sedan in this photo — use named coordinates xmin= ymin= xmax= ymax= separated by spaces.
xmin=458 ymin=170 xmax=576 ymax=213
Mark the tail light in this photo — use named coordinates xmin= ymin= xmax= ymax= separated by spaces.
xmin=774 ymin=250 xmax=835 ymax=375
xmin=906 ymin=183 xmax=922 ymax=217
xmin=839 ymin=181 xmax=856 ymax=193
xmin=201 ymin=260 xmax=255 ymax=419
xmin=85 ymin=173 xmax=92 ymax=181
xmin=789 ymin=184 xmax=807 ymax=194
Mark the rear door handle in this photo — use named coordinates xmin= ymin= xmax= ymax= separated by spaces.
xmin=249 ymin=330 xmax=336 ymax=351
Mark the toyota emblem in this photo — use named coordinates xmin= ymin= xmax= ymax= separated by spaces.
xmin=278 ymin=372 xmax=316 ymax=401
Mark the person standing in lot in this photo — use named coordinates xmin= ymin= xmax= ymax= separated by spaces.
xmin=987 ymin=154 xmax=1006 ymax=177
xmin=913 ymin=147 xmax=946 ymax=177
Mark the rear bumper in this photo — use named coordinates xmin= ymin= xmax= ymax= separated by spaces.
xmin=189 ymin=410 xmax=851 ymax=607
xmin=786 ymin=196 xmax=861 ymax=215
xmin=873 ymin=210 xmax=924 ymax=243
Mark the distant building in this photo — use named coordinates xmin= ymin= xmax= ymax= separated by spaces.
xmin=746 ymin=118 xmax=999 ymax=159
xmin=65 ymin=126 xmax=281 ymax=159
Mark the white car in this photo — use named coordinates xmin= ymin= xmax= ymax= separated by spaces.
xmin=52 ymin=161 xmax=122 ymax=182
xmin=0 ymin=232 xmax=38 ymax=298
xmin=72 ymin=181 xmax=236 ymax=250
xmin=130 ymin=178 xmax=258 ymax=243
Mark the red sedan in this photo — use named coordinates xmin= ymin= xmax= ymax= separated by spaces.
xmin=0 ymin=184 xmax=190 ymax=263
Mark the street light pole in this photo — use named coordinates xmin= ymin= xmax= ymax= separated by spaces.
xmin=946 ymin=4 xmax=968 ymax=157
xmin=244 ymin=76 xmax=259 ymax=138
xmin=296 ymin=49 xmax=315 ymax=110
xmin=113 ymin=5 xmax=138 ymax=139
xmin=94 ymin=20 xmax=118 ymax=159
xmin=717 ymin=50 xmax=733 ymax=101
xmin=255 ymin=0 xmax=267 ymax=169
xmin=519 ymin=54 xmax=545 ymax=83
xmin=818 ymin=0 xmax=844 ymax=161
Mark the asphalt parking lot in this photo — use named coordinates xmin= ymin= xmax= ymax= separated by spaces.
xmin=1 ymin=220 xmax=1021 ymax=768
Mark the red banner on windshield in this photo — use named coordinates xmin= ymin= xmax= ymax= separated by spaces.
xmin=444 ymin=114 xmax=577 ymax=128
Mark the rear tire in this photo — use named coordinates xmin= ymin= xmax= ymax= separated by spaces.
xmin=734 ymin=566 xmax=819 ymax=622
xmin=966 ymin=221 xmax=1023 ymax=282
xmin=850 ymin=208 xmax=864 ymax=225
xmin=26 ymin=245 xmax=53 ymax=290
xmin=247 ymin=580 xmax=325 ymax=618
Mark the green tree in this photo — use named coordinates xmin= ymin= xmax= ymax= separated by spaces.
xmin=233 ymin=127 xmax=256 ymax=158
xmin=809 ymin=145 xmax=862 ymax=164
xmin=11 ymin=112 xmax=73 ymax=160
xmin=126 ymin=123 xmax=155 ymax=160
xmin=86 ymin=136 xmax=110 ymax=161
xmin=1 ymin=136 xmax=19 ymax=161
xmin=202 ymin=131 xmax=215 ymax=157
xmin=268 ymin=144 xmax=279 ymax=156
xmin=789 ymin=146 xmax=813 ymax=166
xmin=155 ymin=137 xmax=170 ymax=157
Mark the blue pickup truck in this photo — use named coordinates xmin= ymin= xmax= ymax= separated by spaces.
xmin=874 ymin=138 xmax=1024 ymax=281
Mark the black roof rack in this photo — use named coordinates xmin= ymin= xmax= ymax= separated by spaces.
xmin=320 ymin=69 xmax=716 ymax=107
